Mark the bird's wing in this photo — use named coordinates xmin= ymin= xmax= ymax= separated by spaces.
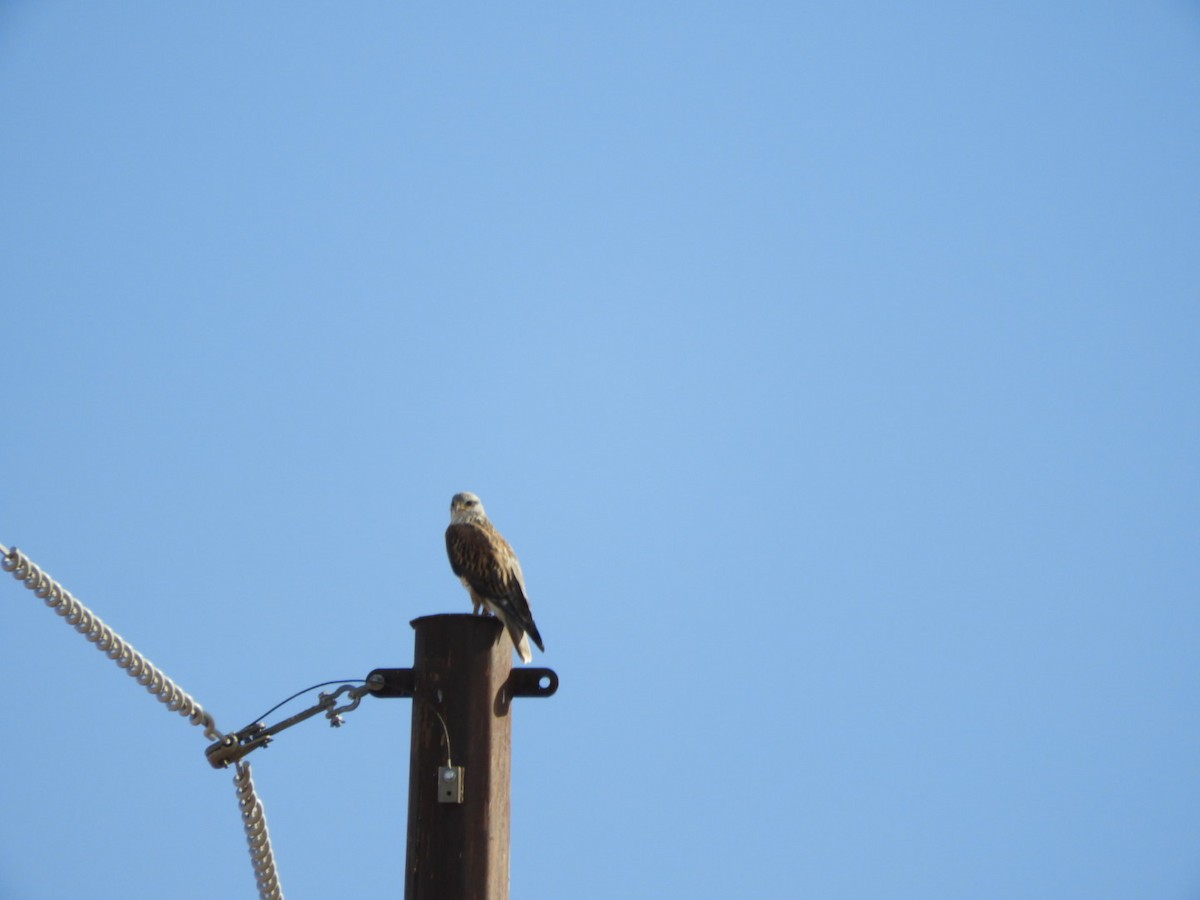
xmin=445 ymin=522 xmax=544 ymax=652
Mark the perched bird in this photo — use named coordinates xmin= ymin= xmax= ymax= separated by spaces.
xmin=445 ymin=492 xmax=545 ymax=663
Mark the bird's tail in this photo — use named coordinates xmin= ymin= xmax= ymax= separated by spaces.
xmin=511 ymin=626 xmax=534 ymax=665
xmin=525 ymin=619 xmax=545 ymax=653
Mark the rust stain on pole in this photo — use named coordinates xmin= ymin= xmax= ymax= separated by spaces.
xmin=405 ymin=613 xmax=513 ymax=900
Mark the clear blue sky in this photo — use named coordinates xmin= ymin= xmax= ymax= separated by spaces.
xmin=2 ymin=3 xmax=1199 ymax=898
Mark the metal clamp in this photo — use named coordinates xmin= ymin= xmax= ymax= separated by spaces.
xmin=205 ymin=678 xmax=381 ymax=769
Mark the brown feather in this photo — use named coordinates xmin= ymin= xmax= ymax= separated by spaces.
xmin=445 ymin=520 xmax=544 ymax=656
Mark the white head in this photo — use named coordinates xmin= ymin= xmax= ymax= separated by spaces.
xmin=449 ymin=491 xmax=487 ymax=525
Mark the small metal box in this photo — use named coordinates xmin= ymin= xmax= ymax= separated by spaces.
xmin=438 ymin=765 xmax=464 ymax=804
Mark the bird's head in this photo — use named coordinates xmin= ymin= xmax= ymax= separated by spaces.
xmin=449 ymin=492 xmax=487 ymax=524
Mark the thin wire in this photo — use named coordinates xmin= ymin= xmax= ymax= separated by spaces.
xmin=416 ymin=693 xmax=454 ymax=765
xmin=251 ymin=680 xmax=366 ymax=725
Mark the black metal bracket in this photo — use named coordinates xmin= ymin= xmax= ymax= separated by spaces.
xmin=366 ymin=668 xmax=416 ymax=698
xmin=366 ymin=666 xmax=558 ymax=700
xmin=202 ymin=664 xmax=558 ymax=770
xmin=507 ymin=667 xmax=559 ymax=698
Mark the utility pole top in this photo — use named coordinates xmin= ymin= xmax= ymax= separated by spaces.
xmin=380 ymin=613 xmax=556 ymax=900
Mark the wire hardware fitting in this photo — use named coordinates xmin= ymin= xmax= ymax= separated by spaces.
xmin=206 ymin=676 xmax=383 ymax=769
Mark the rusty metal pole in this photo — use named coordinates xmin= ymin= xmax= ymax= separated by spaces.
xmin=405 ymin=613 xmax=514 ymax=900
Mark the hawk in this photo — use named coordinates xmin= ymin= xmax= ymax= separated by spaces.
xmin=445 ymin=492 xmax=545 ymax=663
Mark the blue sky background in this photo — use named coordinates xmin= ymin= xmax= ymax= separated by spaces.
xmin=2 ymin=3 xmax=1199 ymax=898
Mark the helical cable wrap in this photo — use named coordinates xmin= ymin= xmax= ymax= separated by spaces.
xmin=1 ymin=545 xmax=223 ymax=741
xmin=235 ymin=762 xmax=285 ymax=900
